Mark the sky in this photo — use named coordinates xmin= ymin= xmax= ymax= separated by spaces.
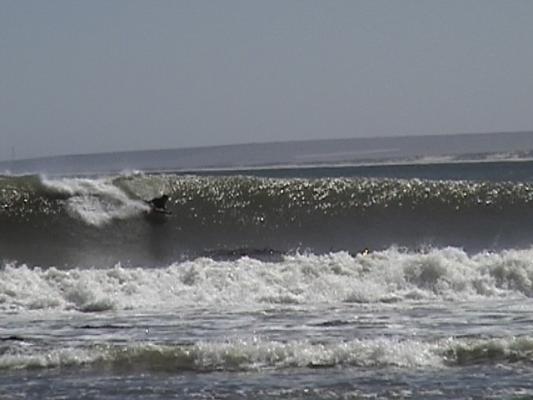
xmin=1 ymin=0 xmax=533 ymax=161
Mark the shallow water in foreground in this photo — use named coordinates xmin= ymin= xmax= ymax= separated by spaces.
xmin=4 ymin=158 xmax=533 ymax=398
xmin=2 ymin=249 xmax=533 ymax=399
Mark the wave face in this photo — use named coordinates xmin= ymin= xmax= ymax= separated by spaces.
xmin=2 ymin=173 xmax=533 ymax=266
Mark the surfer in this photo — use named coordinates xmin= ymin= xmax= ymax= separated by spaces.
xmin=145 ymin=194 xmax=171 ymax=214
xmin=349 ymin=247 xmax=370 ymax=257
xmin=360 ymin=247 xmax=370 ymax=256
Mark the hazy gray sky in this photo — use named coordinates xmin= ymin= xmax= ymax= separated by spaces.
xmin=1 ymin=0 xmax=533 ymax=160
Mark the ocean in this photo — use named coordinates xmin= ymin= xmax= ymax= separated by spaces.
xmin=3 ymin=138 xmax=533 ymax=399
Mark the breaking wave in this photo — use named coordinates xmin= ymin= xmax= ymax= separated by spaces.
xmin=2 ymin=336 xmax=533 ymax=371
xmin=40 ymin=176 xmax=149 ymax=226
xmin=2 ymin=247 xmax=533 ymax=313
xmin=3 ymin=173 xmax=533 ymax=266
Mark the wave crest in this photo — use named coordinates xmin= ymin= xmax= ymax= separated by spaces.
xmin=3 ymin=336 xmax=533 ymax=371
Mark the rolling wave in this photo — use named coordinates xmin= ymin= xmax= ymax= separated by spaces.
xmin=2 ymin=173 xmax=533 ymax=266
xmin=2 ymin=336 xmax=533 ymax=371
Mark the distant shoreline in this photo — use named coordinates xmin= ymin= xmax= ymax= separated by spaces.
xmin=2 ymin=130 xmax=533 ymax=175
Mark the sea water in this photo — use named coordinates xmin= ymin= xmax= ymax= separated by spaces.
xmin=2 ymin=153 xmax=533 ymax=399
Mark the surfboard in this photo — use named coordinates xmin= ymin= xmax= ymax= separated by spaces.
xmin=150 ymin=208 xmax=172 ymax=215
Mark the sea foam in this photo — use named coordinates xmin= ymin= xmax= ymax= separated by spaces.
xmin=41 ymin=176 xmax=149 ymax=226
xmin=2 ymin=247 xmax=533 ymax=313
xmin=3 ymin=336 xmax=533 ymax=371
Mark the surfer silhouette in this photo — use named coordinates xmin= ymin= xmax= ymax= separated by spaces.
xmin=146 ymin=194 xmax=171 ymax=214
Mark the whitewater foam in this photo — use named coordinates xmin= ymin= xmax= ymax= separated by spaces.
xmin=0 ymin=337 xmax=444 ymax=371
xmin=41 ymin=176 xmax=149 ymax=226
xmin=2 ymin=247 xmax=533 ymax=313
xmin=3 ymin=336 xmax=533 ymax=372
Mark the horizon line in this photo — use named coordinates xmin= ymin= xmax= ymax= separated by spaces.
xmin=2 ymin=129 xmax=533 ymax=164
